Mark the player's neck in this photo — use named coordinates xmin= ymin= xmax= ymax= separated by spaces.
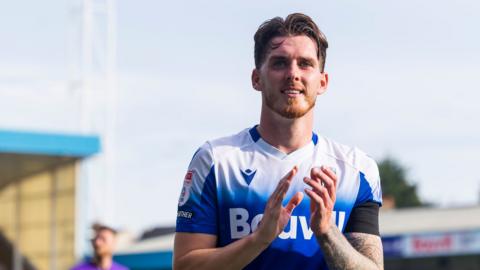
xmin=93 ymin=255 xmax=113 ymax=270
xmin=258 ymin=110 xmax=314 ymax=154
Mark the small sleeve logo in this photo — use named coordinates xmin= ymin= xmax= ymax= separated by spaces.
xmin=178 ymin=170 xmax=194 ymax=206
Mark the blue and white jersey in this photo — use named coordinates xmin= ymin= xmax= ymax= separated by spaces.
xmin=176 ymin=126 xmax=382 ymax=270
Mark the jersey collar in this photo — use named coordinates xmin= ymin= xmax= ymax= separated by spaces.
xmin=248 ymin=125 xmax=318 ymax=160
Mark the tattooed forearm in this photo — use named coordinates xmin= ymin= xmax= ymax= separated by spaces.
xmin=346 ymin=232 xmax=384 ymax=269
xmin=316 ymin=224 xmax=384 ymax=270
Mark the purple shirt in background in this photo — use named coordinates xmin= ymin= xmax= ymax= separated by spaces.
xmin=70 ymin=261 xmax=129 ymax=270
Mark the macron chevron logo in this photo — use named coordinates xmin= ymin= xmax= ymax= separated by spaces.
xmin=241 ymin=169 xmax=257 ymax=185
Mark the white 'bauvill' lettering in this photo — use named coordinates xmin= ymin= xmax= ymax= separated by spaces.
xmin=229 ymin=208 xmax=346 ymax=240
xmin=229 ymin=208 xmax=250 ymax=238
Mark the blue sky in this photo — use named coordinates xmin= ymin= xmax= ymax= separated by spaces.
xmin=1 ymin=0 xmax=479 ymax=233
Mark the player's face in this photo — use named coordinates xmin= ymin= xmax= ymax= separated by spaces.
xmin=252 ymin=35 xmax=328 ymax=119
xmin=92 ymin=229 xmax=116 ymax=257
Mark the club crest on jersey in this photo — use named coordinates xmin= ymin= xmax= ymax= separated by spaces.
xmin=241 ymin=169 xmax=257 ymax=185
xmin=178 ymin=170 xmax=194 ymax=206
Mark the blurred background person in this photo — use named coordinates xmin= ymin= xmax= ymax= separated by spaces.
xmin=71 ymin=223 xmax=129 ymax=270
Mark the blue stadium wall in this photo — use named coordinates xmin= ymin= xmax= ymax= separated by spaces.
xmin=114 ymin=251 xmax=173 ymax=270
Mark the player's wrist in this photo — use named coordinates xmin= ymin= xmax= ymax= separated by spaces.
xmin=314 ymin=223 xmax=336 ymax=241
xmin=250 ymin=230 xmax=272 ymax=250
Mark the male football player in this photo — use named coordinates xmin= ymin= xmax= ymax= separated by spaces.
xmin=174 ymin=13 xmax=383 ymax=270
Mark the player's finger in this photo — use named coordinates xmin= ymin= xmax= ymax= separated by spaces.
xmin=311 ymin=166 xmax=337 ymax=183
xmin=284 ymin=192 xmax=304 ymax=214
xmin=321 ymin=166 xmax=337 ymax=186
xmin=312 ymin=168 xmax=336 ymax=202
xmin=270 ymin=169 xmax=292 ymax=201
xmin=267 ymin=184 xmax=285 ymax=210
xmin=315 ymin=182 xmax=333 ymax=209
xmin=287 ymin=166 xmax=298 ymax=181
xmin=305 ymin=188 xmax=326 ymax=212
xmin=270 ymin=166 xmax=297 ymax=205
xmin=310 ymin=193 xmax=315 ymax=213
xmin=310 ymin=167 xmax=323 ymax=183
xmin=278 ymin=166 xmax=297 ymax=191
xmin=305 ymin=177 xmax=332 ymax=209
xmin=322 ymin=166 xmax=337 ymax=188
xmin=303 ymin=177 xmax=324 ymax=193
xmin=318 ymin=172 xmax=336 ymax=202
xmin=274 ymin=167 xmax=295 ymax=201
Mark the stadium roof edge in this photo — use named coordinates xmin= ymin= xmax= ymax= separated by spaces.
xmin=0 ymin=129 xmax=101 ymax=157
xmin=380 ymin=205 xmax=480 ymax=235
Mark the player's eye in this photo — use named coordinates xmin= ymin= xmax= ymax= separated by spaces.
xmin=299 ymin=60 xmax=313 ymax=68
xmin=271 ymin=59 xmax=287 ymax=68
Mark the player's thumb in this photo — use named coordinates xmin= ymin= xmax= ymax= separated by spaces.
xmin=285 ymin=192 xmax=304 ymax=214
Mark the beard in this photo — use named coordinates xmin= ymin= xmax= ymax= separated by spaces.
xmin=264 ymin=91 xmax=316 ymax=119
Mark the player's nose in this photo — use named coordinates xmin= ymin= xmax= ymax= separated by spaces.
xmin=285 ymin=63 xmax=301 ymax=82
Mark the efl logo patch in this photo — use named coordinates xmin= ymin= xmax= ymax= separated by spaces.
xmin=178 ymin=170 xmax=194 ymax=206
xmin=185 ymin=171 xmax=193 ymax=182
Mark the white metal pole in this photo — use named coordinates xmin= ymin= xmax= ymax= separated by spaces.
xmin=81 ymin=0 xmax=93 ymax=133
xmin=75 ymin=0 xmax=94 ymax=260
xmin=104 ymin=0 xmax=117 ymax=226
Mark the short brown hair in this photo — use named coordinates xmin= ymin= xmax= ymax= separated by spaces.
xmin=254 ymin=13 xmax=328 ymax=72
xmin=92 ymin=223 xmax=117 ymax=235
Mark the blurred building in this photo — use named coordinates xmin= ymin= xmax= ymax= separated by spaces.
xmin=0 ymin=129 xmax=100 ymax=270
xmin=111 ymin=206 xmax=480 ymax=270
xmin=3 ymin=128 xmax=478 ymax=270
xmin=381 ymin=206 xmax=480 ymax=270
xmin=114 ymin=227 xmax=175 ymax=270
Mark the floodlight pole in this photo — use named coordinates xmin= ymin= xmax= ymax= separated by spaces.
xmin=72 ymin=0 xmax=117 ymax=260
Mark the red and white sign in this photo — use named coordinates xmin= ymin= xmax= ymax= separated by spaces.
xmin=400 ymin=230 xmax=480 ymax=257
xmin=411 ymin=235 xmax=453 ymax=254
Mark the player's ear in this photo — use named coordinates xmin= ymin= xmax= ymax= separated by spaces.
xmin=317 ymin=72 xmax=329 ymax=95
xmin=251 ymin=69 xmax=261 ymax=91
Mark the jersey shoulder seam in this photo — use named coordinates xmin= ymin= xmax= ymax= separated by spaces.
xmin=206 ymin=128 xmax=256 ymax=162
xmin=316 ymin=135 xmax=374 ymax=174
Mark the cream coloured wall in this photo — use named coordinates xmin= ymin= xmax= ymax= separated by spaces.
xmin=0 ymin=162 xmax=76 ymax=270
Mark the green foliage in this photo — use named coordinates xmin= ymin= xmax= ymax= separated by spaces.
xmin=378 ymin=157 xmax=423 ymax=208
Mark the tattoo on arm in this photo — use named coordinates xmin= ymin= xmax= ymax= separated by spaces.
xmin=316 ymin=225 xmax=384 ymax=270
xmin=346 ymin=233 xmax=384 ymax=270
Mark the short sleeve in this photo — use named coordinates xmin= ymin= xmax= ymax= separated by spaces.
xmin=355 ymin=156 xmax=382 ymax=206
xmin=346 ymin=155 xmax=382 ymax=235
xmin=176 ymin=142 xmax=218 ymax=235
